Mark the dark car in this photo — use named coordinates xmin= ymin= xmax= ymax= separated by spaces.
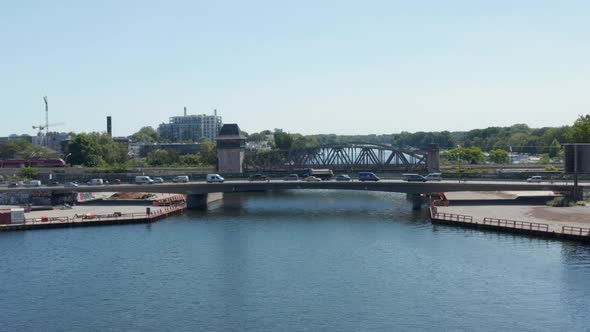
xmin=112 ymin=179 xmax=122 ymax=185
xmin=47 ymin=181 xmax=61 ymax=186
xmin=249 ymin=174 xmax=268 ymax=181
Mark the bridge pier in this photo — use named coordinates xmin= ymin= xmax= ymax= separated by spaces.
xmin=186 ymin=193 xmax=224 ymax=209
xmin=406 ymin=193 xmax=424 ymax=210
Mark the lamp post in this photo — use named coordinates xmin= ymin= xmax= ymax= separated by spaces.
xmin=64 ymin=153 xmax=72 ymax=185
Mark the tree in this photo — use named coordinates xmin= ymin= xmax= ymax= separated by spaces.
xmin=274 ymin=132 xmax=293 ymax=150
xmin=66 ymin=133 xmax=128 ymax=167
xmin=198 ymin=138 xmax=217 ymax=166
xmin=146 ymin=150 xmax=179 ymax=166
xmin=179 ymin=154 xmax=201 ymax=166
xmin=565 ymin=115 xmax=590 ymax=143
xmin=548 ymin=139 xmax=562 ymax=158
xmin=538 ymin=153 xmax=551 ymax=164
xmin=488 ymin=149 xmax=509 ymax=164
xmin=19 ymin=167 xmax=39 ymax=179
xmin=129 ymin=126 xmax=161 ymax=143
xmin=441 ymin=147 xmax=486 ymax=164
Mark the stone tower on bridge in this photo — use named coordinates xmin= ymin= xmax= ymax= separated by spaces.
xmin=216 ymin=124 xmax=246 ymax=174
xmin=427 ymin=143 xmax=440 ymax=173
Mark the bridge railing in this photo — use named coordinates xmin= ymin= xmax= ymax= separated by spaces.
xmin=482 ymin=217 xmax=549 ymax=232
xmin=562 ymin=226 xmax=590 ymax=236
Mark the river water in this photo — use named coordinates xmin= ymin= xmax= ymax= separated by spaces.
xmin=1 ymin=190 xmax=589 ymax=331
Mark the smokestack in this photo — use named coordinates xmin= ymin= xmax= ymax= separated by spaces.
xmin=184 ymin=107 xmax=187 ymax=116
xmin=214 ymin=109 xmax=217 ymax=116
xmin=107 ymin=116 xmax=112 ymax=136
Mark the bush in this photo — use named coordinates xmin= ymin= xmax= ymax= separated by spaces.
xmin=547 ymin=197 xmax=575 ymax=207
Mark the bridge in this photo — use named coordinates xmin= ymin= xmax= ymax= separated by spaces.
xmin=244 ymin=143 xmax=441 ymax=173
xmin=2 ymin=179 xmax=582 ymax=209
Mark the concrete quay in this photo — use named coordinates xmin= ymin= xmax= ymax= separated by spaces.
xmin=430 ymin=191 xmax=590 ymax=242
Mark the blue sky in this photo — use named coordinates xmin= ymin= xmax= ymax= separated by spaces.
xmin=1 ymin=0 xmax=589 ymax=137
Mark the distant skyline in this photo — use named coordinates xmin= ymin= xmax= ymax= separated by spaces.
xmin=1 ymin=1 xmax=589 ymax=137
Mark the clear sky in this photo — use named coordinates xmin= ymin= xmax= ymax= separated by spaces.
xmin=1 ymin=0 xmax=589 ymax=137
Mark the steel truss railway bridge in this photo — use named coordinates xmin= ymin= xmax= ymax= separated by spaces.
xmin=245 ymin=143 xmax=440 ymax=172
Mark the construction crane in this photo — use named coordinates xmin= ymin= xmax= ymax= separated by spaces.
xmin=33 ymin=96 xmax=65 ymax=147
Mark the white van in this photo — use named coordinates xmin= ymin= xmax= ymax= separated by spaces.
xmin=25 ymin=180 xmax=42 ymax=187
xmin=135 ymin=176 xmax=154 ymax=184
xmin=206 ymin=174 xmax=224 ymax=183
xmin=425 ymin=173 xmax=442 ymax=181
xmin=172 ymin=175 xmax=189 ymax=183
xmin=87 ymin=179 xmax=104 ymax=185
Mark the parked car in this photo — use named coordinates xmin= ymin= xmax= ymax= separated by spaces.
xmin=8 ymin=181 xmax=21 ymax=187
xmin=402 ymin=173 xmax=427 ymax=182
xmin=359 ymin=172 xmax=380 ymax=182
xmin=305 ymin=176 xmax=322 ymax=182
xmin=527 ymin=176 xmax=543 ymax=183
xmin=249 ymin=174 xmax=268 ymax=181
xmin=284 ymin=174 xmax=299 ymax=181
xmin=112 ymin=179 xmax=122 ymax=185
xmin=153 ymin=177 xmax=164 ymax=183
xmin=335 ymin=174 xmax=352 ymax=181
xmin=207 ymin=174 xmax=224 ymax=183
xmin=172 ymin=175 xmax=189 ymax=183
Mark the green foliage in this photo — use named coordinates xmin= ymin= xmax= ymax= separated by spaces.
xmin=19 ymin=167 xmax=39 ymax=179
xmin=198 ymin=138 xmax=217 ymax=166
xmin=538 ymin=153 xmax=551 ymax=164
xmin=565 ymin=115 xmax=590 ymax=143
xmin=488 ymin=149 xmax=509 ymax=164
xmin=547 ymin=197 xmax=574 ymax=207
xmin=441 ymin=147 xmax=486 ymax=164
xmin=544 ymin=165 xmax=559 ymax=171
xmin=0 ymin=137 xmax=57 ymax=159
xmin=247 ymin=133 xmax=267 ymax=142
xmin=274 ymin=132 xmax=293 ymax=150
xmin=66 ymin=133 xmax=128 ymax=167
xmin=129 ymin=126 xmax=162 ymax=143
xmin=147 ymin=149 xmax=180 ymax=166
xmin=179 ymin=154 xmax=201 ymax=166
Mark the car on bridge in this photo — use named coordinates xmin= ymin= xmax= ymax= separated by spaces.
xmin=359 ymin=172 xmax=380 ymax=182
xmin=402 ymin=173 xmax=427 ymax=182
xmin=527 ymin=176 xmax=543 ymax=183
xmin=249 ymin=174 xmax=268 ymax=181
xmin=336 ymin=174 xmax=352 ymax=181
xmin=305 ymin=176 xmax=322 ymax=182
xmin=284 ymin=174 xmax=299 ymax=181
xmin=153 ymin=177 xmax=165 ymax=183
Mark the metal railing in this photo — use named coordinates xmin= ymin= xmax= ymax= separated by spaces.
xmin=3 ymin=203 xmax=187 ymax=227
xmin=432 ymin=212 xmax=473 ymax=223
xmin=562 ymin=226 xmax=590 ymax=236
xmin=483 ymin=217 xmax=549 ymax=232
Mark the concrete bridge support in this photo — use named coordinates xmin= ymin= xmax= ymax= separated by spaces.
xmin=186 ymin=193 xmax=224 ymax=209
xmin=406 ymin=193 xmax=424 ymax=210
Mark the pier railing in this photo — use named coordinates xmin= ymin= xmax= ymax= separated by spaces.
xmin=432 ymin=212 xmax=473 ymax=223
xmin=483 ymin=217 xmax=549 ymax=232
xmin=562 ymin=226 xmax=590 ymax=236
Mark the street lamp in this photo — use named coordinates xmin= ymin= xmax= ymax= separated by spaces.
xmin=64 ymin=153 xmax=72 ymax=185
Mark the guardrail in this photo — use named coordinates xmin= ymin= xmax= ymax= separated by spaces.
xmin=483 ymin=217 xmax=549 ymax=232
xmin=562 ymin=226 xmax=590 ymax=236
xmin=432 ymin=212 xmax=473 ymax=223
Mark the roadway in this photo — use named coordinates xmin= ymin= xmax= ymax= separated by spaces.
xmin=0 ymin=179 xmax=584 ymax=195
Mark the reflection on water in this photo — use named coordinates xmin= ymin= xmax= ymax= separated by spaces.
xmin=0 ymin=190 xmax=588 ymax=331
